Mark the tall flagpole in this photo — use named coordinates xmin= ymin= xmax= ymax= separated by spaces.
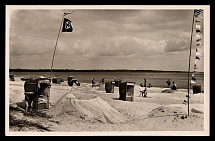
xmin=187 ymin=10 xmax=195 ymax=116
xmin=50 ymin=12 xmax=65 ymax=78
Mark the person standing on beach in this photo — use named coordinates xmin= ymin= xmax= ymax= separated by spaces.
xmin=92 ymin=78 xmax=100 ymax=87
xmin=167 ymin=79 xmax=171 ymax=87
xmin=171 ymin=81 xmax=177 ymax=90
xmin=92 ymin=78 xmax=95 ymax=87
xmin=144 ymin=79 xmax=146 ymax=87
xmin=143 ymin=79 xmax=147 ymax=97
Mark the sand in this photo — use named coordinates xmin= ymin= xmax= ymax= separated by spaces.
xmin=7 ymin=77 xmax=207 ymax=135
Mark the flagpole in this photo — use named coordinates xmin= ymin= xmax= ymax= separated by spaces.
xmin=187 ymin=10 xmax=195 ymax=116
xmin=50 ymin=13 xmax=65 ymax=78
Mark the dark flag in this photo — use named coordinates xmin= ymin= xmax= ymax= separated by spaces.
xmin=192 ymin=74 xmax=196 ymax=80
xmin=196 ymin=38 xmax=201 ymax=42
xmin=194 ymin=64 xmax=197 ymax=69
xmin=196 ymin=56 xmax=200 ymax=60
xmin=64 ymin=12 xmax=71 ymax=16
xmin=62 ymin=18 xmax=73 ymax=32
xmin=196 ymin=29 xmax=201 ymax=33
xmin=196 ymin=24 xmax=201 ymax=33
xmin=194 ymin=9 xmax=202 ymax=17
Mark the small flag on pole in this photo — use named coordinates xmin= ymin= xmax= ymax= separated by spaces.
xmin=195 ymin=19 xmax=200 ymax=23
xmin=64 ymin=12 xmax=71 ymax=16
xmin=192 ymin=74 xmax=196 ymax=80
xmin=196 ymin=51 xmax=201 ymax=57
xmin=195 ymin=59 xmax=198 ymax=64
xmin=196 ymin=42 xmax=201 ymax=46
xmin=191 ymin=80 xmax=196 ymax=84
xmin=196 ymin=25 xmax=201 ymax=30
xmin=62 ymin=18 xmax=73 ymax=32
xmin=194 ymin=9 xmax=202 ymax=17
xmin=196 ymin=38 xmax=201 ymax=42
xmin=191 ymin=71 xmax=196 ymax=83
xmin=196 ymin=29 xmax=201 ymax=33
xmin=196 ymin=34 xmax=201 ymax=38
xmin=196 ymin=56 xmax=200 ymax=60
xmin=194 ymin=64 xmax=197 ymax=69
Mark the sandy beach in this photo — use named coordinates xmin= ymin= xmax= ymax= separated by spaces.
xmin=7 ymin=77 xmax=206 ymax=135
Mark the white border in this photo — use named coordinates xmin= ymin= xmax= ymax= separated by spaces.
xmin=5 ymin=5 xmax=210 ymax=136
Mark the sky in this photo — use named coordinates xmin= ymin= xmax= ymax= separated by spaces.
xmin=7 ymin=6 xmax=207 ymax=72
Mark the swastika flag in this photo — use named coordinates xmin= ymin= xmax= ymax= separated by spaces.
xmin=62 ymin=18 xmax=73 ymax=32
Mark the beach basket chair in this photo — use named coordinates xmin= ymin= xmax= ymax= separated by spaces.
xmin=24 ymin=78 xmax=39 ymax=114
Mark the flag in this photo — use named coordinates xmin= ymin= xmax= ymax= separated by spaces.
xmin=196 ymin=29 xmax=201 ymax=33
xmin=191 ymin=80 xmax=196 ymax=84
xmin=194 ymin=9 xmax=202 ymax=17
xmin=196 ymin=42 xmax=201 ymax=46
xmin=196 ymin=25 xmax=201 ymax=33
xmin=196 ymin=56 xmax=200 ymax=60
xmin=196 ymin=25 xmax=201 ymax=30
xmin=64 ymin=12 xmax=71 ymax=16
xmin=196 ymin=51 xmax=201 ymax=56
xmin=62 ymin=18 xmax=73 ymax=32
xmin=199 ymin=15 xmax=204 ymax=19
xmin=195 ymin=59 xmax=198 ymax=64
xmin=195 ymin=19 xmax=200 ymax=23
xmin=196 ymin=38 xmax=201 ymax=42
xmin=192 ymin=74 xmax=196 ymax=80
xmin=196 ymin=34 xmax=201 ymax=38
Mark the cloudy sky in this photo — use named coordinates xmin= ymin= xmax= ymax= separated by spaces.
xmin=7 ymin=6 xmax=206 ymax=72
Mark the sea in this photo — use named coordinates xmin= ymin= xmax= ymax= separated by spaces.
xmin=10 ymin=70 xmax=204 ymax=90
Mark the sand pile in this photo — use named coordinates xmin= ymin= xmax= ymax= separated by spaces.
xmin=133 ymin=105 xmax=204 ymax=131
xmin=46 ymin=93 xmax=126 ymax=124
xmin=147 ymin=105 xmax=185 ymax=118
xmin=161 ymin=88 xmax=176 ymax=93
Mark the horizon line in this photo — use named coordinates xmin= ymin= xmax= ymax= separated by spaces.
xmin=9 ymin=68 xmax=204 ymax=73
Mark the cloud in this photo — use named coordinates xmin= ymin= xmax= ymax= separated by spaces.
xmin=10 ymin=35 xmax=55 ymax=55
xmin=164 ymin=40 xmax=189 ymax=52
xmin=93 ymin=36 xmax=166 ymax=59
xmin=8 ymin=9 xmax=204 ymax=71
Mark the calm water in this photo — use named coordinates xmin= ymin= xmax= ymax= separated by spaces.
xmin=10 ymin=71 xmax=204 ymax=90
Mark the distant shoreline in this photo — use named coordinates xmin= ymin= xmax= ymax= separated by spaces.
xmin=9 ymin=69 xmax=204 ymax=73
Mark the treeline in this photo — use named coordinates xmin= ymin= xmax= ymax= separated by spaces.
xmin=9 ymin=69 xmax=192 ymax=73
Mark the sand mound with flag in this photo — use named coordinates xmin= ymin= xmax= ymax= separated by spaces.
xmin=46 ymin=93 xmax=126 ymax=124
xmin=132 ymin=105 xmax=204 ymax=131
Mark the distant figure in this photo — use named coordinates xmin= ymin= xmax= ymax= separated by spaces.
xmin=167 ymin=79 xmax=171 ymax=86
xmin=9 ymin=74 xmax=15 ymax=81
xmin=144 ymin=79 xmax=147 ymax=87
xmin=140 ymin=83 xmax=144 ymax=87
xmin=92 ymin=78 xmax=95 ymax=87
xmin=92 ymin=78 xmax=100 ymax=87
xmin=148 ymin=83 xmax=152 ymax=88
xmin=139 ymin=86 xmax=147 ymax=97
xmin=139 ymin=79 xmax=147 ymax=97
xmin=102 ymin=78 xmax=106 ymax=83
xmin=112 ymin=77 xmax=116 ymax=85
xmin=171 ymin=81 xmax=177 ymax=90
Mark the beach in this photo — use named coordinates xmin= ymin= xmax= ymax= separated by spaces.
xmin=7 ymin=76 xmax=205 ymax=134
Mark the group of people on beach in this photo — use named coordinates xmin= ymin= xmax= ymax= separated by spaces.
xmin=139 ymin=78 xmax=149 ymax=97
xmin=92 ymin=77 xmax=177 ymax=99
xmin=167 ymin=79 xmax=177 ymax=90
xmin=139 ymin=78 xmax=177 ymax=98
